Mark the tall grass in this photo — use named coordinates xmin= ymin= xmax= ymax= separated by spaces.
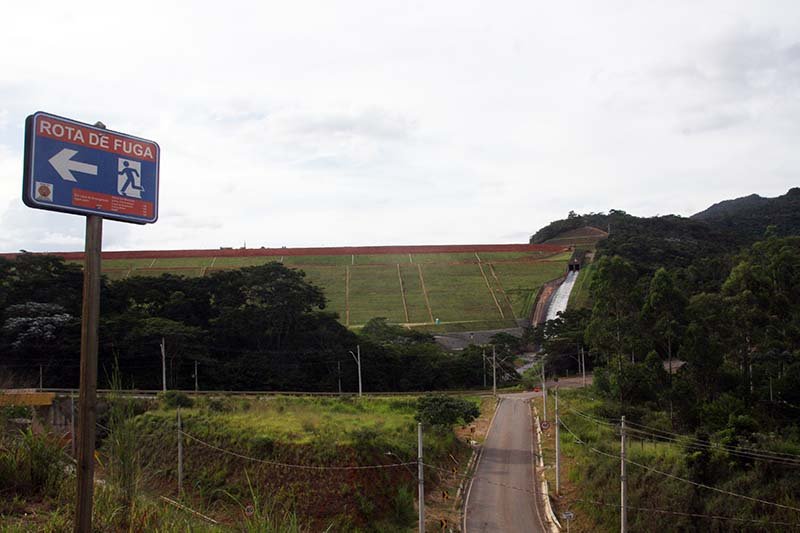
xmin=104 ymin=364 xmax=143 ymax=525
xmin=221 ymin=470 xmax=321 ymax=533
xmin=0 ymin=428 xmax=68 ymax=499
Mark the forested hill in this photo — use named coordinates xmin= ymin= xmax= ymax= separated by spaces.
xmin=530 ymin=187 xmax=799 ymax=274
xmin=530 ymin=210 xmax=736 ymax=279
xmin=690 ymin=187 xmax=800 ymax=241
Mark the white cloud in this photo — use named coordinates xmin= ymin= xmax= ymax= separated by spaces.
xmin=1 ymin=1 xmax=799 ymax=252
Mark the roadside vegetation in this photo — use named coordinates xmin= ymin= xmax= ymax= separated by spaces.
xmin=537 ymin=387 xmax=800 ymax=532
xmin=0 ymin=393 xmax=485 ymax=531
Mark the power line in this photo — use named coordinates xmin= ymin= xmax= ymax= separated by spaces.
xmin=571 ymin=497 xmax=798 ymax=527
xmin=421 ymin=462 xmax=798 ymax=527
xmin=622 ymin=426 xmax=800 ymax=468
xmin=180 ymin=429 xmax=417 ymax=472
xmin=562 ymin=405 xmax=800 ymax=465
xmin=623 ymin=418 xmax=800 ymax=460
xmin=559 ymin=417 xmax=800 ymax=514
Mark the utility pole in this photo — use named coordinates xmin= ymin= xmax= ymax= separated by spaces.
xmin=194 ymin=360 xmax=199 ymax=392
xmin=338 ymin=361 xmax=342 ymax=395
xmin=492 ymin=345 xmax=497 ymax=397
xmin=621 ymin=416 xmax=627 ymax=533
xmin=581 ymin=346 xmax=586 ymax=387
xmin=482 ymin=349 xmax=486 ymax=388
xmin=350 ymin=345 xmax=362 ymax=397
xmin=160 ymin=338 xmax=167 ymax=392
xmin=418 ymin=422 xmax=425 ymax=533
xmin=542 ymin=360 xmax=547 ymax=422
xmin=555 ymin=387 xmax=560 ymax=496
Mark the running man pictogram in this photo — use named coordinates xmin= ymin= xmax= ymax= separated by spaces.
xmin=118 ymin=159 xmax=144 ymax=197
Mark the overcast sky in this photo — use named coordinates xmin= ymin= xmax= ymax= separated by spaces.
xmin=1 ymin=1 xmax=799 ymax=252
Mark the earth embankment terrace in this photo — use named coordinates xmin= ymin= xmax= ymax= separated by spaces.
xmin=0 ymin=243 xmax=567 ymax=261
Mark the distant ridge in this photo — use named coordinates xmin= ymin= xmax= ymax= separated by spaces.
xmin=690 ymin=187 xmax=800 ymax=241
xmin=691 ymin=193 xmax=772 ymax=220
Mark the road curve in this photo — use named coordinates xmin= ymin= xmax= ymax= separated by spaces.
xmin=464 ymin=392 xmax=546 ymax=533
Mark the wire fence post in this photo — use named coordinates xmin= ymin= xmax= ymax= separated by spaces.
xmin=621 ymin=416 xmax=627 ymax=533
xmin=177 ymin=409 xmax=183 ymax=497
xmin=418 ymin=422 xmax=425 ymax=532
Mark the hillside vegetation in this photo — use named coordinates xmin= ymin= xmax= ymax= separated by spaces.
xmin=529 ymin=189 xmax=800 ymax=530
xmin=0 ymin=256 xmax=521 ymax=392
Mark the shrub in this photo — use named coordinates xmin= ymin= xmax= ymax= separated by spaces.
xmin=391 ymin=486 xmax=416 ymax=526
xmin=159 ymin=390 xmax=194 ymax=409
xmin=202 ymin=396 xmax=233 ymax=412
xmin=415 ymin=394 xmax=479 ymax=427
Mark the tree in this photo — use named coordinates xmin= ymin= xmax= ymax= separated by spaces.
xmin=415 ymin=394 xmax=479 ymax=427
xmin=539 ymin=308 xmax=591 ymax=374
xmin=207 ymin=263 xmax=327 ymax=350
xmin=641 ymin=268 xmax=687 ymax=375
xmin=586 ymin=256 xmax=643 ymax=362
xmin=678 ymin=293 xmax=729 ymax=402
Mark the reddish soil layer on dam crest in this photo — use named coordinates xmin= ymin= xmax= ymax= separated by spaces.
xmin=0 ymin=243 xmax=569 ymax=261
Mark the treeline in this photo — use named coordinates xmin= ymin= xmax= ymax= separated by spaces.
xmin=530 ymin=196 xmax=800 ymax=528
xmin=533 ymin=228 xmax=800 ymax=526
xmin=0 ymin=255 xmax=516 ymax=392
xmin=531 ymin=188 xmax=800 ymax=270
xmin=540 ymin=231 xmax=800 ymax=433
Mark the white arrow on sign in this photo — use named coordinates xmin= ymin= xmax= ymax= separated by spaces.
xmin=48 ymin=149 xmax=98 ymax=182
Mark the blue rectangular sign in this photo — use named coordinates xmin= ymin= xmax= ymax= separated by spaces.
xmin=23 ymin=112 xmax=160 ymax=224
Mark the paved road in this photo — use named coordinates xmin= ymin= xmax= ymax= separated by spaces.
xmin=465 ymin=392 xmax=546 ymax=533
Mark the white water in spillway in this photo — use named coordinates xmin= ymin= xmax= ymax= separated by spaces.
xmin=545 ymin=270 xmax=579 ymax=322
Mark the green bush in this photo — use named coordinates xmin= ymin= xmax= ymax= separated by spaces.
xmin=415 ymin=394 xmax=479 ymax=427
xmin=201 ymin=396 xmax=233 ymax=412
xmin=391 ymin=486 xmax=416 ymax=526
xmin=159 ymin=390 xmax=194 ymax=409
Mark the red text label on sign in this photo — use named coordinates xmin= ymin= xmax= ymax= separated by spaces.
xmin=72 ymin=189 xmax=154 ymax=218
xmin=36 ymin=116 xmax=157 ymax=162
